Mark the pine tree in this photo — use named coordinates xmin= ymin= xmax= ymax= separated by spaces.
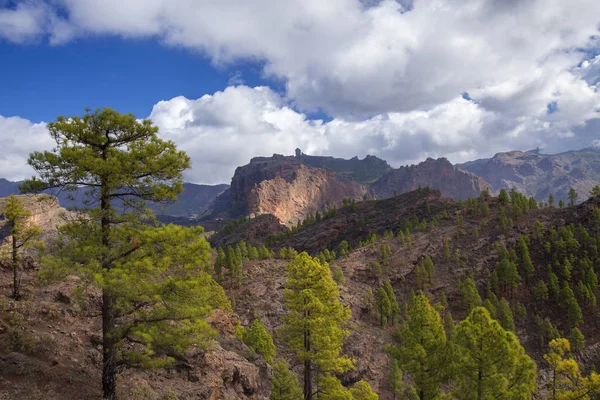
xmin=544 ymin=338 xmax=600 ymax=399
xmin=591 ymin=185 xmax=600 ymax=197
xmin=245 ymin=317 xmax=276 ymax=363
xmin=452 ymin=307 xmax=537 ymax=400
xmin=559 ymin=199 xmax=565 ymax=208
xmin=497 ymin=298 xmax=515 ymax=331
xmin=569 ymin=328 xmax=585 ymax=352
xmin=390 ymin=294 xmax=448 ymax=400
xmin=498 ymin=189 xmax=509 ymax=204
xmin=560 ymin=282 xmax=583 ymax=329
xmin=548 ymin=194 xmax=555 ymax=207
xmin=533 ymin=281 xmax=549 ymax=301
xmin=568 ymin=188 xmax=578 ymax=207
xmin=272 ymin=359 xmax=302 ymax=400
xmin=338 ymin=240 xmax=349 ymax=258
xmin=0 ymin=195 xmax=42 ymax=300
xmin=388 ymin=358 xmax=417 ymax=399
xmin=458 ymin=277 xmax=482 ymax=312
xmin=376 ymin=287 xmax=391 ymax=326
xmin=281 ymin=253 xmax=353 ymax=400
xmin=383 ymin=281 xmax=400 ymax=325
xmin=214 ymin=247 xmax=226 ymax=280
xmin=517 ymin=237 xmax=534 ymax=283
xmin=21 ymin=108 xmax=226 ymax=400
xmin=349 ymin=381 xmax=379 ymax=400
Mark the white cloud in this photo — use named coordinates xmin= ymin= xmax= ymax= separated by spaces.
xmin=2 ymin=0 xmax=599 ymax=117
xmin=0 ymin=116 xmax=53 ymax=181
xmin=1 ymin=0 xmax=600 ymax=182
xmin=1 ymin=85 xmax=598 ymax=184
xmin=147 ymin=86 xmax=600 ymax=184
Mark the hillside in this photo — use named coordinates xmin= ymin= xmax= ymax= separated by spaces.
xmin=3 ymin=189 xmax=600 ymax=398
xmin=458 ymin=147 xmax=600 ymax=202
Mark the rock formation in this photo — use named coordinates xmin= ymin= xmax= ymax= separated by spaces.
xmin=371 ymin=157 xmax=490 ymax=200
xmin=458 ymin=147 xmax=600 ymax=202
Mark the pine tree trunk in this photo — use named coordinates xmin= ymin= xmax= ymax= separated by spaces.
xmin=12 ymin=233 xmax=19 ymax=300
xmin=102 ymin=292 xmax=117 ymax=399
xmin=100 ymin=182 xmax=117 ymax=400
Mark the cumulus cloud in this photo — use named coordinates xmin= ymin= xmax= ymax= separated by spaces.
xmin=1 ymin=0 xmax=600 ymax=183
xmin=1 ymin=84 xmax=598 ymax=183
xmin=0 ymin=116 xmax=53 ymax=181
xmin=147 ymin=86 xmax=600 ymax=184
xmin=2 ymin=0 xmax=599 ymax=117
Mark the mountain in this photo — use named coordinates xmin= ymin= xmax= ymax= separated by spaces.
xmin=370 ymin=157 xmax=490 ymax=200
xmin=0 ymin=179 xmax=228 ymax=217
xmin=457 ymin=147 xmax=600 ymax=202
xmin=6 ymin=189 xmax=600 ymax=398
xmin=224 ymin=153 xmax=368 ymax=225
xmin=212 ymin=152 xmax=491 ymax=225
xmin=0 ymin=178 xmax=20 ymax=197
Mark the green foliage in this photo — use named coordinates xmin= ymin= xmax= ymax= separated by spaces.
xmin=281 ymin=253 xmax=353 ymax=399
xmin=362 ymin=287 xmax=374 ymax=315
xmin=544 ymin=338 xmax=600 ymax=399
xmin=559 ymin=199 xmax=565 ymax=208
xmin=244 ymin=318 xmax=276 ymax=363
xmin=497 ymin=298 xmax=515 ymax=331
xmin=271 ymin=359 xmax=302 ymax=400
xmin=517 ymin=237 xmax=534 ymax=282
xmin=376 ymin=287 xmax=391 ymax=326
xmin=458 ymin=277 xmax=482 ymax=312
xmin=549 ymin=194 xmax=555 ymax=207
xmin=533 ymin=281 xmax=549 ymax=301
xmin=498 ymin=188 xmax=509 ymax=204
xmin=388 ymin=358 xmax=418 ymax=400
xmin=21 ymin=108 xmax=224 ymax=399
xmin=535 ymin=316 xmax=560 ymax=350
xmin=569 ymin=328 xmax=585 ymax=352
xmin=390 ymin=294 xmax=447 ymax=400
xmin=338 ymin=240 xmax=349 ymax=258
xmin=568 ymin=188 xmax=578 ymax=207
xmin=348 ymin=381 xmax=379 ymax=400
xmin=495 ymin=245 xmax=521 ymax=295
xmin=383 ymin=281 xmax=400 ymax=325
xmin=560 ymin=282 xmax=583 ymax=329
xmin=331 ymin=266 xmax=346 ymax=285
xmin=0 ymin=195 xmax=43 ymax=300
xmin=590 ymin=185 xmax=600 ymax=197
xmin=452 ymin=307 xmax=537 ymax=400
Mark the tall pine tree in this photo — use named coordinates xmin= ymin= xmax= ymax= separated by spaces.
xmin=281 ymin=252 xmax=353 ymax=400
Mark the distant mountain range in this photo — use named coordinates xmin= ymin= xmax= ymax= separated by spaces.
xmin=2 ymin=147 xmax=600 ymax=224
xmin=457 ymin=147 xmax=600 ymax=203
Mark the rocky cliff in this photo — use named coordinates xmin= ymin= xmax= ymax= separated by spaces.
xmin=370 ymin=157 xmax=490 ymax=200
xmin=457 ymin=147 xmax=600 ymax=202
xmin=225 ymin=154 xmax=367 ymax=225
xmin=0 ymin=195 xmax=74 ymax=243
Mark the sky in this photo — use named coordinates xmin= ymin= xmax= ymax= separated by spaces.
xmin=0 ymin=0 xmax=599 ymax=185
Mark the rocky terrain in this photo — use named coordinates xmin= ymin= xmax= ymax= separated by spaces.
xmin=371 ymin=157 xmax=490 ymax=200
xmin=458 ymin=147 xmax=600 ymax=202
xmin=3 ymin=189 xmax=600 ymax=398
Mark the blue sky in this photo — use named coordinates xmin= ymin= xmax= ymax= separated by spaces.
xmin=0 ymin=37 xmax=269 ymax=121
xmin=0 ymin=0 xmax=599 ymax=184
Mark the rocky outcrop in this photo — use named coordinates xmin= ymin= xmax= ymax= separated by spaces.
xmin=0 ymin=195 xmax=74 ymax=243
xmin=227 ymin=155 xmax=367 ymax=225
xmin=457 ymin=147 xmax=600 ymax=202
xmin=370 ymin=157 xmax=490 ymax=200
xmin=247 ymin=165 xmax=367 ymax=225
